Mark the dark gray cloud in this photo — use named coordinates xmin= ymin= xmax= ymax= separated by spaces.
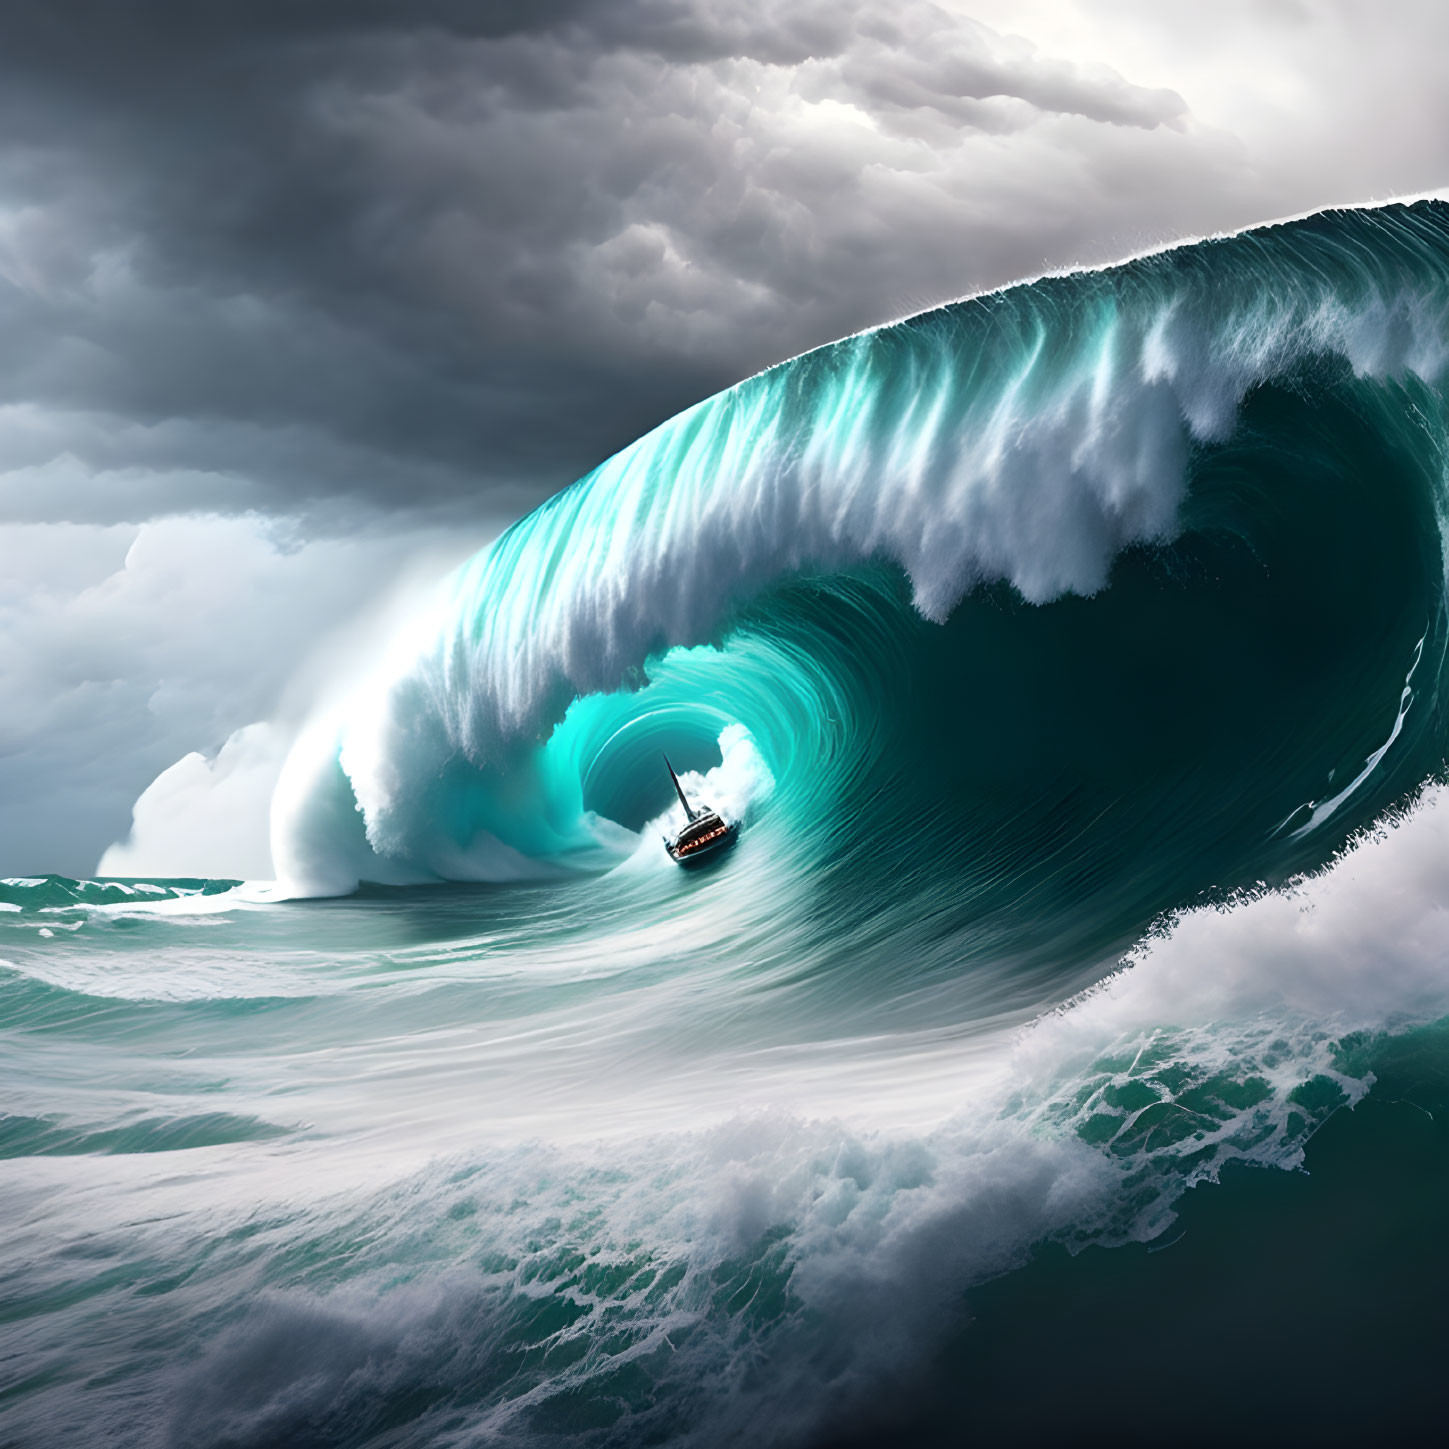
xmin=0 ymin=0 xmax=1192 ymax=530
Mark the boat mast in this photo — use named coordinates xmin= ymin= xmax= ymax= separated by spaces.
xmin=663 ymin=754 xmax=699 ymax=822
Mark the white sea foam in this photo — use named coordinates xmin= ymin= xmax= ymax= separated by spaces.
xmin=8 ymin=775 xmax=1449 ymax=1447
xmin=1028 ymin=782 xmax=1449 ymax=1064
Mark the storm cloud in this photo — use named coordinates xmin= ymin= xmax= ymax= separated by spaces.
xmin=0 ymin=0 xmax=1196 ymax=528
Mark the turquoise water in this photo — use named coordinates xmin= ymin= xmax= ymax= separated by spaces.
xmin=7 ymin=201 xmax=1449 ymax=1444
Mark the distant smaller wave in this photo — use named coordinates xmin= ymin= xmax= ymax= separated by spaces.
xmin=0 ymin=876 xmax=238 ymax=914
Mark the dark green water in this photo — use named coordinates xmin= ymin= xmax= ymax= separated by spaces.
xmin=828 ymin=1027 xmax=1449 ymax=1446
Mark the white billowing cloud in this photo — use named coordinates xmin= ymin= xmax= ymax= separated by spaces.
xmin=0 ymin=513 xmax=481 ymax=876
xmin=964 ymin=0 xmax=1449 ymax=205
xmin=97 ymin=721 xmax=284 ymax=880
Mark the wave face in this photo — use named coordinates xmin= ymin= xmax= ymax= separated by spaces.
xmin=275 ymin=201 xmax=1449 ymax=905
xmin=9 ymin=202 xmax=1449 ymax=1447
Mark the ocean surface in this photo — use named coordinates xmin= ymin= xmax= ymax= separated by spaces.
xmin=7 ymin=200 xmax=1449 ymax=1444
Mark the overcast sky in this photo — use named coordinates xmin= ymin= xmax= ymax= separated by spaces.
xmin=4 ymin=0 xmax=1449 ymax=877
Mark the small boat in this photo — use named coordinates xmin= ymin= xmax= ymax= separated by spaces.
xmin=662 ymin=755 xmax=739 ymax=866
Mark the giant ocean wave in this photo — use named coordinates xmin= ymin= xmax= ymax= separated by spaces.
xmin=8 ymin=201 xmax=1449 ymax=1446
xmin=275 ymin=200 xmax=1449 ymax=910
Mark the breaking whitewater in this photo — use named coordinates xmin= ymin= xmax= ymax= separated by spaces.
xmin=8 ymin=200 xmax=1449 ymax=1445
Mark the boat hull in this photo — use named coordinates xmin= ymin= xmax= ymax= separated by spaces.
xmin=665 ymin=822 xmax=739 ymax=867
